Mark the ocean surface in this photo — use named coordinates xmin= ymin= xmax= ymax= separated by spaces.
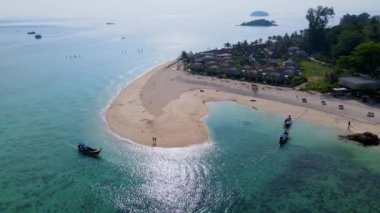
xmin=1 ymin=2 xmax=380 ymax=212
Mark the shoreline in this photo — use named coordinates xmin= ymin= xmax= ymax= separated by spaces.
xmin=105 ymin=61 xmax=380 ymax=148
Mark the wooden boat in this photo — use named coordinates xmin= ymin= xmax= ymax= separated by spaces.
xmin=284 ymin=116 xmax=292 ymax=128
xmin=279 ymin=132 xmax=289 ymax=145
xmin=78 ymin=143 xmax=102 ymax=156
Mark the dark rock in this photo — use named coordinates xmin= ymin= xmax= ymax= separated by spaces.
xmin=339 ymin=132 xmax=379 ymax=146
xmin=35 ymin=34 xmax=42 ymax=39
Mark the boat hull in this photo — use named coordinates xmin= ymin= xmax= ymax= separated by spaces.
xmin=279 ymin=135 xmax=289 ymax=145
xmin=284 ymin=121 xmax=292 ymax=129
xmin=78 ymin=144 xmax=102 ymax=157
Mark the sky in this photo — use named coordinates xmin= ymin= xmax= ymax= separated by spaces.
xmin=0 ymin=0 xmax=379 ymax=19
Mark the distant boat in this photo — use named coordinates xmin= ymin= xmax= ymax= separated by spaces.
xmin=279 ymin=131 xmax=289 ymax=145
xmin=78 ymin=143 xmax=102 ymax=156
xmin=106 ymin=22 xmax=115 ymax=25
xmin=35 ymin=34 xmax=42 ymax=39
xmin=284 ymin=115 xmax=292 ymax=128
xmin=27 ymin=31 xmax=36 ymax=35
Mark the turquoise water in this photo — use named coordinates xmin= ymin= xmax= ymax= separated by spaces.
xmin=206 ymin=102 xmax=380 ymax=212
xmin=1 ymin=7 xmax=380 ymax=212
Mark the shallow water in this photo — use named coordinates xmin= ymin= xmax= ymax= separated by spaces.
xmin=205 ymin=102 xmax=380 ymax=212
xmin=1 ymin=2 xmax=380 ymax=211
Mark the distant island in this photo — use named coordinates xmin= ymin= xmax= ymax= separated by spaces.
xmin=240 ymin=19 xmax=277 ymax=27
xmin=250 ymin=11 xmax=269 ymax=17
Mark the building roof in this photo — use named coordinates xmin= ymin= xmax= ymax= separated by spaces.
xmin=283 ymin=69 xmax=295 ymax=76
xmin=202 ymin=55 xmax=216 ymax=62
xmin=288 ymin=46 xmax=300 ymax=51
xmin=228 ymin=67 xmax=239 ymax=75
xmin=217 ymin=53 xmax=232 ymax=57
xmin=339 ymin=77 xmax=380 ymax=90
xmin=209 ymin=65 xmax=219 ymax=70
xmin=283 ymin=59 xmax=294 ymax=65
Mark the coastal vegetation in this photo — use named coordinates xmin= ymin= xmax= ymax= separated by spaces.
xmin=299 ymin=60 xmax=339 ymax=93
xmin=240 ymin=19 xmax=277 ymax=27
xmin=301 ymin=9 xmax=380 ymax=77
xmin=181 ymin=6 xmax=380 ymax=99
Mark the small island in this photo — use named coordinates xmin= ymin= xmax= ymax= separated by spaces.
xmin=35 ymin=34 xmax=42 ymax=39
xmin=240 ymin=19 xmax=277 ymax=27
xmin=250 ymin=11 xmax=269 ymax=17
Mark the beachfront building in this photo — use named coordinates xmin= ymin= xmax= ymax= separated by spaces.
xmin=248 ymin=53 xmax=257 ymax=63
xmin=283 ymin=59 xmax=294 ymax=66
xmin=339 ymin=74 xmax=380 ymax=90
xmin=288 ymin=46 xmax=308 ymax=58
xmin=264 ymin=47 xmax=274 ymax=57
xmin=183 ymin=42 xmax=304 ymax=86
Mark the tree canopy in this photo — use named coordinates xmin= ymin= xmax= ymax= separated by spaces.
xmin=337 ymin=41 xmax=380 ymax=77
xmin=340 ymin=13 xmax=370 ymax=25
xmin=306 ymin=6 xmax=335 ymax=30
xmin=304 ymin=6 xmax=335 ymax=53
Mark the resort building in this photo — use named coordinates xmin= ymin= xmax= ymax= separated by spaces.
xmin=283 ymin=59 xmax=295 ymax=66
xmin=339 ymin=74 xmax=380 ymax=90
xmin=288 ymin=46 xmax=308 ymax=58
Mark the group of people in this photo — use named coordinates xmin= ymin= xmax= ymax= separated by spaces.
xmin=152 ymin=137 xmax=158 ymax=147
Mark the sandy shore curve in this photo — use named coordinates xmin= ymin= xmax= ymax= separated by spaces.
xmin=105 ymin=61 xmax=380 ymax=147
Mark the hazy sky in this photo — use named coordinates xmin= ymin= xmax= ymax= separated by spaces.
xmin=0 ymin=0 xmax=379 ymax=19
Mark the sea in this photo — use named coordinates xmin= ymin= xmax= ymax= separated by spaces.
xmin=1 ymin=1 xmax=380 ymax=212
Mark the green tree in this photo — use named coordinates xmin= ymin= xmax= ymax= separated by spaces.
xmin=180 ymin=51 xmax=189 ymax=61
xmin=340 ymin=13 xmax=370 ymax=25
xmin=368 ymin=18 xmax=380 ymax=41
xmin=224 ymin=42 xmax=231 ymax=49
xmin=337 ymin=41 xmax=380 ymax=77
xmin=332 ymin=30 xmax=363 ymax=57
xmin=305 ymin=6 xmax=335 ymax=52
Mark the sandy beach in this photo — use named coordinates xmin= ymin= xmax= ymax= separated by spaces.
xmin=105 ymin=61 xmax=380 ymax=147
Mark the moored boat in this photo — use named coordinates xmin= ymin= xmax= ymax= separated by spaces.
xmin=284 ymin=115 xmax=292 ymax=128
xmin=78 ymin=143 xmax=102 ymax=156
xmin=279 ymin=131 xmax=289 ymax=145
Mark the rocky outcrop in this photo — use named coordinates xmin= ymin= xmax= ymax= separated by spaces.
xmin=339 ymin=132 xmax=379 ymax=146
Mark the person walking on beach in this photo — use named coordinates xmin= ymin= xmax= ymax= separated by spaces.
xmin=348 ymin=121 xmax=351 ymax=130
xmin=152 ymin=137 xmax=157 ymax=147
